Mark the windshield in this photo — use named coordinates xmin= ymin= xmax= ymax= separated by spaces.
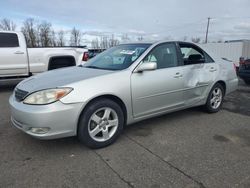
xmin=82 ymin=44 xmax=151 ymax=70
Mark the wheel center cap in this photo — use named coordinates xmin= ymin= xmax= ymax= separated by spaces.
xmin=100 ymin=120 xmax=109 ymax=128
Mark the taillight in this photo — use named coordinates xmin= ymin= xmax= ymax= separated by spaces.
xmin=233 ymin=63 xmax=239 ymax=75
xmin=233 ymin=63 xmax=237 ymax=72
xmin=239 ymin=61 xmax=245 ymax=65
xmin=82 ymin=52 xmax=89 ymax=61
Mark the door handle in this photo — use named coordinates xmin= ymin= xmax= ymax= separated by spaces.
xmin=209 ymin=67 xmax=217 ymax=72
xmin=174 ymin=72 xmax=183 ymax=78
xmin=14 ymin=51 xmax=24 ymax=55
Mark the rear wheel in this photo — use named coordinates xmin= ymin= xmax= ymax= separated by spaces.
xmin=204 ymin=83 xmax=225 ymax=113
xmin=78 ymin=98 xmax=124 ymax=149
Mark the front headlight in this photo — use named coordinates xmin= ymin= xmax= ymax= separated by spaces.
xmin=23 ymin=88 xmax=73 ymax=105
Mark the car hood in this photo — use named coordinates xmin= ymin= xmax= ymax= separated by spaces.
xmin=16 ymin=66 xmax=114 ymax=92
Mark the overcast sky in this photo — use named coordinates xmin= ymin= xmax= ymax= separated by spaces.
xmin=1 ymin=0 xmax=250 ymax=43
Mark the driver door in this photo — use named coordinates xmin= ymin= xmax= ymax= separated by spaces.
xmin=131 ymin=43 xmax=185 ymax=118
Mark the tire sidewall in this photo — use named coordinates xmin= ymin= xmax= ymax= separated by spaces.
xmin=205 ymin=83 xmax=225 ymax=113
xmin=78 ymin=99 xmax=124 ymax=149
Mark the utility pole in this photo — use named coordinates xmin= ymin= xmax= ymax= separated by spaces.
xmin=205 ymin=17 xmax=211 ymax=43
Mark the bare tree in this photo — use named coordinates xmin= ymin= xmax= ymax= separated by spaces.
xmin=91 ymin=38 xmax=100 ymax=49
xmin=38 ymin=21 xmax=52 ymax=47
xmin=21 ymin=18 xmax=39 ymax=47
xmin=100 ymin=36 xmax=108 ymax=49
xmin=0 ymin=18 xmax=16 ymax=31
xmin=217 ymin=39 xmax=223 ymax=43
xmin=70 ymin=27 xmax=81 ymax=46
xmin=121 ymin=33 xmax=130 ymax=43
xmin=57 ymin=30 xmax=65 ymax=46
xmin=51 ymin=30 xmax=57 ymax=47
xmin=183 ymin=36 xmax=188 ymax=41
xmin=109 ymin=34 xmax=119 ymax=47
xmin=191 ymin=37 xmax=201 ymax=43
xmin=137 ymin=35 xmax=143 ymax=41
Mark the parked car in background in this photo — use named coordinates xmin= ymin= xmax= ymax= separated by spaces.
xmin=0 ymin=31 xmax=88 ymax=80
xmin=9 ymin=41 xmax=238 ymax=148
xmin=88 ymin=48 xmax=105 ymax=59
xmin=239 ymin=58 xmax=250 ymax=85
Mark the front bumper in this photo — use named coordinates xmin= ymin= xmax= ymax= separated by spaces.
xmin=9 ymin=95 xmax=84 ymax=139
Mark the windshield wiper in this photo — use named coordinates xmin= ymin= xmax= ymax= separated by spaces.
xmin=83 ymin=65 xmax=102 ymax=69
xmin=81 ymin=65 xmax=117 ymax=71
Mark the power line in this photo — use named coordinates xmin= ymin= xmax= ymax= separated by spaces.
xmin=145 ymin=16 xmax=250 ymax=37
xmin=213 ymin=16 xmax=250 ymax=20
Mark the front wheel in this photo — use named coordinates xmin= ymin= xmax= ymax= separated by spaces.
xmin=204 ymin=83 xmax=225 ymax=113
xmin=78 ymin=98 xmax=124 ymax=149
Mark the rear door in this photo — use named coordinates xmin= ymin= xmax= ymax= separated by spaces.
xmin=131 ymin=42 xmax=185 ymax=118
xmin=0 ymin=32 xmax=29 ymax=77
xmin=178 ymin=42 xmax=218 ymax=106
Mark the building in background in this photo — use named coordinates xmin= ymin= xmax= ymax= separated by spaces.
xmin=200 ymin=40 xmax=250 ymax=67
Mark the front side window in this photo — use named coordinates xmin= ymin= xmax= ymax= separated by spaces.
xmin=0 ymin=33 xmax=19 ymax=47
xmin=142 ymin=43 xmax=178 ymax=69
xmin=83 ymin=44 xmax=150 ymax=70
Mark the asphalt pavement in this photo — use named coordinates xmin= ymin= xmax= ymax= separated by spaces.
xmin=0 ymin=80 xmax=250 ymax=188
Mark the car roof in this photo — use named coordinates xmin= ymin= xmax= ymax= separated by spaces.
xmin=120 ymin=40 xmax=197 ymax=46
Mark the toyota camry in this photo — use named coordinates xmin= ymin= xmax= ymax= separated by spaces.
xmin=9 ymin=41 xmax=238 ymax=148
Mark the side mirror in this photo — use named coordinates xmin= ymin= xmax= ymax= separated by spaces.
xmin=135 ymin=62 xmax=157 ymax=72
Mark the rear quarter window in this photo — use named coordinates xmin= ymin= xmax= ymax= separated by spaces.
xmin=0 ymin=33 xmax=19 ymax=47
xmin=204 ymin=51 xmax=214 ymax=63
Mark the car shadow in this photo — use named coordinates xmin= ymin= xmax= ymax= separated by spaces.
xmin=21 ymin=135 xmax=89 ymax=151
xmin=223 ymin=81 xmax=250 ymax=116
xmin=19 ymin=107 xmax=203 ymax=151
xmin=124 ymin=107 xmax=203 ymax=134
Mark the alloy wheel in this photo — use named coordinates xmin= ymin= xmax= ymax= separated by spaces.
xmin=88 ymin=107 xmax=119 ymax=142
xmin=210 ymin=87 xmax=223 ymax=109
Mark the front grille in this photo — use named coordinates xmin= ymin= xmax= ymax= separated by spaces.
xmin=15 ymin=88 xmax=29 ymax=102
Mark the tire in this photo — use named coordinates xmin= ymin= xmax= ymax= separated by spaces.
xmin=243 ymin=79 xmax=250 ymax=85
xmin=204 ymin=83 xmax=225 ymax=113
xmin=78 ymin=98 xmax=124 ymax=149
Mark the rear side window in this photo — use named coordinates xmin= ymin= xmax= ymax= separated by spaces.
xmin=180 ymin=44 xmax=205 ymax=65
xmin=204 ymin=52 xmax=214 ymax=63
xmin=0 ymin=33 xmax=19 ymax=47
xmin=179 ymin=43 xmax=214 ymax=65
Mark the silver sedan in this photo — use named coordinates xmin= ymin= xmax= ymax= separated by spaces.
xmin=9 ymin=41 xmax=238 ymax=148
